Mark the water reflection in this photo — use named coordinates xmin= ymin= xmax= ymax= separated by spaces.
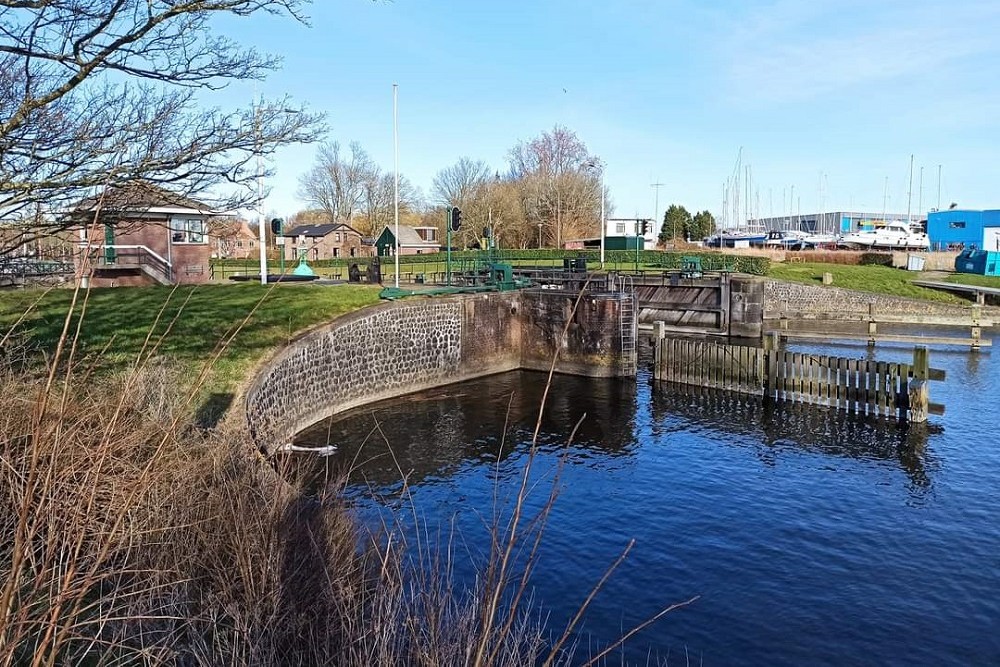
xmin=292 ymin=371 xmax=640 ymax=491
xmin=649 ymin=383 xmax=938 ymax=493
xmin=291 ymin=364 xmax=937 ymax=498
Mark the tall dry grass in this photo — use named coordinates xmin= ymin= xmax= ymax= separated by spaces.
xmin=0 ymin=277 xmax=693 ymax=665
xmin=0 ymin=352 xmax=566 ymax=665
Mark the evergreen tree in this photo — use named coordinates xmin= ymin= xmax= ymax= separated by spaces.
xmin=691 ymin=210 xmax=717 ymax=240
xmin=659 ymin=204 xmax=692 ymax=243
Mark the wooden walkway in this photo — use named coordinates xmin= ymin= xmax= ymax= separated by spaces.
xmin=769 ymin=302 xmax=992 ymax=349
xmin=654 ymin=337 xmax=943 ymax=422
xmin=911 ymin=279 xmax=1000 ymax=306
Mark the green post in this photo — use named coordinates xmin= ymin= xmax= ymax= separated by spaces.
xmin=446 ymin=207 xmax=452 ymax=286
xmin=635 ymin=220 xmax=641 ymax=273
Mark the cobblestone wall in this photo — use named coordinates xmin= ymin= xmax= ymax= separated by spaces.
xmin=244 ymin=290 xmax=631 ymax=454
xmin=763 ymin=280 xmax=992 ymax=319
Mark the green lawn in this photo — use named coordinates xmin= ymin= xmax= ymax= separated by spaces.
xmin=766 ymin=263 xmax=967 ymax=304
xmin=0 ymin=283 xmax=381 ymax=392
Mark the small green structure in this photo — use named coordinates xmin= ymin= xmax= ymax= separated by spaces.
xmin=603 ymin=235 xmax=644 ymax=251
xmin=680 ymin=256 xmax=703 ymax=279
xmin=291 ymin=251 xmax=316 ymax=277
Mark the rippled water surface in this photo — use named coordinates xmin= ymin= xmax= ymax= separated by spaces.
xmin=296 ymin=338 xmax=1000 ymax=666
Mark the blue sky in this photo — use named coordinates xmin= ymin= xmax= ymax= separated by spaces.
xmin=218 ymin=0 xmax=1000 ymax=223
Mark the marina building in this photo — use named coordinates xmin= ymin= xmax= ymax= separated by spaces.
xmin=926 ymin=209 xmax=1000 ymax=251
xmin=749 ymin=212 xmax=920 ymax=235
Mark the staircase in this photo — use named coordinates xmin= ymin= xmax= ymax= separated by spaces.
xmin=90 ymin=245 xmax=174 ymax=285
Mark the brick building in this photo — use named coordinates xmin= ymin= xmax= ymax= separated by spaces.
xmin=373 ymin=225 xmax=440 ymax=256
xmin=280 ymin=222 xmax=370 ymax=261
xmin=70 ymin=183 xmax=220 ymax=286
xmin=211 ymin=218 xmax=259 ymax=260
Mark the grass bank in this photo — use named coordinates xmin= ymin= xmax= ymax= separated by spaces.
xmin=0 ymin=283 xmax=381 ymax=392
xmin=945 ymin=273 xmax=1000 ymax=289
xmin=766 ymin=263 xmax=968 ymax=304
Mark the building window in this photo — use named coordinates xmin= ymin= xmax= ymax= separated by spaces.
xmin=171 ymin=218 xmax=206 ymax=244
xmin=333 ymin=247 xmax=340 ymax=258
xmin=335 ymin=233 xmax=341 ymax=242
xmin=949 ymin=221 xmax=966 ymax=229
xmin=616 ymin=223 xmax=626 ymax=234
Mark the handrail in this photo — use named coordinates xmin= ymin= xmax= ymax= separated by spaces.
xmin=85 ymin=244 xmax=172 ymax=267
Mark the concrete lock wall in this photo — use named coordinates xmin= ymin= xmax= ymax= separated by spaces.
xmin=245 ymin=290 xmax=633 ymax=454
xmin=729 ymin=276 xmax=764 ymax=338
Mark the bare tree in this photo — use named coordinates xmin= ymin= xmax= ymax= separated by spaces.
xmin=506 ymin=126 xmax=602 ymax=247
xmin=358 ymin=171 xmax=420 ymax=237
xmin=0 ymin=0 xmax=323 ymax=253
xmin=431 ymin=158 xmax=492 ymax=208
xmin=297 ymin=141 xmax=376 ymax=223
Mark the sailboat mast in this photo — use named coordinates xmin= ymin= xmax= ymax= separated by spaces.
xmin=906 ymin=154 xmax=914 ymax=224
xmin=937 ymin=164 xmax=942 ymax=210
xmin=918 ymin=166 xmax=924 ymax=218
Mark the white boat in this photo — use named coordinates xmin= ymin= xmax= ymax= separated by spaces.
xmin=761 ymin=230 xmax=806 ymax=249
xmin=838 ymin=222 xmax=929 ymax=250
xmin=800 ymin=232 xmax=839 ymax=248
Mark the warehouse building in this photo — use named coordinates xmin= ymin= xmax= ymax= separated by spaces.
xmin=752 ymin=211 xmax=919 ymax=235
xmin=926 ymin=209 xmax=1000 ymax=251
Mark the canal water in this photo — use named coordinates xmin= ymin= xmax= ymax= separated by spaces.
xmin=294 ymin=338 xmax=1000 ymax=666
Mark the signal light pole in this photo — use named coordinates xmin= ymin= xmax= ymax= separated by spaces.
xmin=446 ymin=205 xmax=461 ymax=286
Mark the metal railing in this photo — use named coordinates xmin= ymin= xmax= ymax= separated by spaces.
xmin=87 ymin=245 xmax=173 ymax=283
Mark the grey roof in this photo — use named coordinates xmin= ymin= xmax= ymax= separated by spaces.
xmin=384 ymin=225 xmax=439 ymax=247
xmin=284 ymin=222 xmax=360 ymax=238
xmin=73 ymin=182 xmax=214 ymax=214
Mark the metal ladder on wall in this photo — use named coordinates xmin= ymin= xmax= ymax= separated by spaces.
xmin=613 ymin=274 xmax=637 ymax=363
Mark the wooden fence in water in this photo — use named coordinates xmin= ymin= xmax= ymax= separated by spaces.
xmin=653 ymin=336 xmax=944 ymax=422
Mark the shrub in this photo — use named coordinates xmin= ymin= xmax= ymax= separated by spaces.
xmin=859 ymin=252 xmax=894 ymax=267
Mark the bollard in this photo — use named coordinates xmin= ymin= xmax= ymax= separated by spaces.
xmin=822 ymin=272 xmax=834 ymax=285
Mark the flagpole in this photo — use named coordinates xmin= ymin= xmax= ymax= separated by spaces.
xmin=393 ymin=83 xmax=400 ymax=288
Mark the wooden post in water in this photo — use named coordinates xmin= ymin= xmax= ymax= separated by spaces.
xmin=971 ymin=305 xmax=982 ymax=352
xmin=653 ymin=321 xmax=666 ymax=382
xmin=867 ymin=303 xmax=877 ymax=347
xmin=908 ymin=346 xmax=930 ymax=423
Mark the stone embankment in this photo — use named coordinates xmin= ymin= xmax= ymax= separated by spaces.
xmin=245 ymin=290 xmax=634 ymax=454
xmin=763 ymin=280 xmax=999 ymax=320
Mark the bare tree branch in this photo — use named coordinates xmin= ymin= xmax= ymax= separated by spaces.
xmin=0 ymin=0 xmax=325 ymax=253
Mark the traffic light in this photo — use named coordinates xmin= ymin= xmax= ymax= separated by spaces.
xmin=642 ymin=220 xmax=652 ymax=235
xmin=450 ymin=206 xmax=462 ymax=232
xmin=270 ymin=217 xmax=284 ymax=235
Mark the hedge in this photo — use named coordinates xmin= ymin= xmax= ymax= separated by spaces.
xmin=211 ymin=249 xmax=771 ymax=276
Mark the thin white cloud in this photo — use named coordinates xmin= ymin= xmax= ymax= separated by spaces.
xmin=714 ymin=0 xmax=1000 ymax=105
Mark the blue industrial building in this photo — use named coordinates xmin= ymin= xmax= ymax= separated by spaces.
xmin=927 ymin=209 xmax=1000 ymax=251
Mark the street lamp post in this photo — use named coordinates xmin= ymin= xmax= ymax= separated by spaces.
xmin=586 ymin=161 xmax=606 ymax=268
xmin=254 ymin=96 xmax=268 ymax=286
xmin=538 ymin=222 xmax=543 ymax=249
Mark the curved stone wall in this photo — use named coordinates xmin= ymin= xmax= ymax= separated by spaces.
xmin=245 ymin=292 xmax=524 ymax=455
